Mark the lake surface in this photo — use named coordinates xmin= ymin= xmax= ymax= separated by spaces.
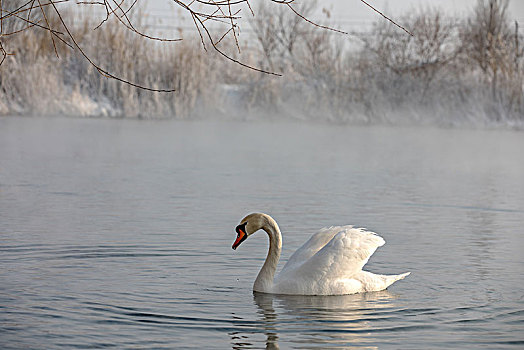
xmin=1 ymin=117 xmax=523 ymax=349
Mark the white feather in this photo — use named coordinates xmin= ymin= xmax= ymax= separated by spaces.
xmin=235 ymin=213 xmax=410 ymax=295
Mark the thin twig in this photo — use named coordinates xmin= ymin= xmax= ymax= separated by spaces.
xmin=0 ymin=41 xmax=6 ymax=66
xmin=287 ymin=3 xmax=348 ymax=35
xmin=94 ymin=0 xmax=111 ymax=30
xmin=194 ymin=10 xmax=282 ymax=76
xmin=359 ymin=0 xmax=413 ymax=36
xmin=8 ymin=11 xmax=73 ymax=48
xmin=104 ymin=0 xmax=182 ymax=42
xmin=37 ymin=0 xmax=59 ymax=57
xmin=0 ymin=0 xmax=70 ymax=19
xmin=47 ymin=0 xmax=176 ymax=91
xmin=0 ymin=0 xmax=34 ymax=22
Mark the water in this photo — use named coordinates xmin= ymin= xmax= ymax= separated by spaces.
xmin=1 ymin=117 xmax=523 ymax=349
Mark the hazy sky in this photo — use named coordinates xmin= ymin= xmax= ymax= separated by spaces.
xmin=328 ymin=0 xmax=524 ymax=22
xmin=146 ymin=0 xmax=524 ymax=33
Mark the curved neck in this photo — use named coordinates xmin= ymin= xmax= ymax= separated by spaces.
xmin=253 ymin=217 xmax=282 ymax=293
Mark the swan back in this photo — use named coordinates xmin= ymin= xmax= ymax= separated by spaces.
xmin=275 ymin=227 xmax=386 ymax=295
xmin=280 ymin=226 xmax=350 ymax=275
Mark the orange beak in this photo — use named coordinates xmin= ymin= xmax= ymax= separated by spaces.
xmin=232 ymin=229 xmax=247 ymax=250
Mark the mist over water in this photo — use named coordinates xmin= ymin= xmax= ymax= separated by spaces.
xmin=1 ymin=117 xmax=523 ymax=349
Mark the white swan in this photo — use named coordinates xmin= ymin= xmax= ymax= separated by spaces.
xmin=232 ymin=213 xmax=410 ymax=295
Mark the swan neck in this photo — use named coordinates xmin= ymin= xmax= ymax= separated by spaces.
xmin=253 ymin=219 xmax=282 ymax=293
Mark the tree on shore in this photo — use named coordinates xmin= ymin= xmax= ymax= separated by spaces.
xmin=461 ymin=0 xmax=523 ymax=114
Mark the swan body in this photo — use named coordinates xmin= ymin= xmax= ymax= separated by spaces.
xmin=232 ymin=213 xmax=410 ymax=296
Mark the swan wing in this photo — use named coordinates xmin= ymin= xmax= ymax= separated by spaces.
xmin=280 ymin=227 xmax=385 ymax=282
xmin=279 ymin=226 xmax=350 ymax=275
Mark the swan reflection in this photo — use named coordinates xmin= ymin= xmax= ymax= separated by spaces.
xmin=230 ymin=291 xmax=399 ymax=349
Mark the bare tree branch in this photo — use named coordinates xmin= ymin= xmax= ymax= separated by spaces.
xmin=0 ymin=0 xmax=411 ymax=93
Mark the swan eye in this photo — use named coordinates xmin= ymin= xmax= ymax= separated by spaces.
xmin=235 ymin=222 xmax=247 ymax=235
xmin=232 ymin=222 xmax=248 ymax=250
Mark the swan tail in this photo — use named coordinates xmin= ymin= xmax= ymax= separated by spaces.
xmin=395 ymin=272 xmax=411 ymax=280
xmin=356 ymin=271 xmax=410 ymax=292
xmin=384 ymin=272 xmax=410 ymax=288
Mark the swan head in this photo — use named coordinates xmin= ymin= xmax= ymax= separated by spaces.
xmin=232 ymin=213 xmax=272 ymax=250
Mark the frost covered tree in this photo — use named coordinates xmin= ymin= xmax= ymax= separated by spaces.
xmin=461 ymin=0 xmax=522 ymax=101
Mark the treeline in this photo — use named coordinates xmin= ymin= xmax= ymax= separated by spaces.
xmin=245 ymin=0 xmax=524 ymax=126
xmin=0 ymin=0 xmax=523 ymax=128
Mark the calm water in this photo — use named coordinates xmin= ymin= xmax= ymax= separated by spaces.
xmin=1 ymin=117 xmax=523 ymax=349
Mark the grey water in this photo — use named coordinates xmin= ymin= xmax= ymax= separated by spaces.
xmin=1 ymin=117 xmax=523 ymax=349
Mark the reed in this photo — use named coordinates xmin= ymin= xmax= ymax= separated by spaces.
xmin=0 ymin=10 xmax=219 ymax=118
